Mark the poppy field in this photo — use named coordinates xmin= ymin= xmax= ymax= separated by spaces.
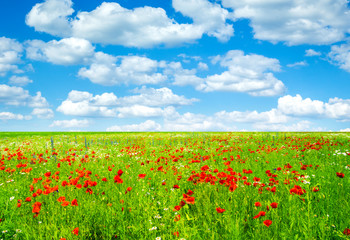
xmin=0 ymin=132 xmax=349 ymax=240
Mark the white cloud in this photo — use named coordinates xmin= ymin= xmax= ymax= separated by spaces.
xmin=26 ymin=0 xmax=236 ymax=47
xmin=118 ymin=86 xmax=198 ymax=107
xmin=222 ymin=0 xmax=350 ymax=45
xmin=25 ymin=0 xmax=73 ymax=36
xmin=78 ymin=53 xmax=167 ymax=85
xmin=26 ymin=38 xmax=95 ymax=65
xmin=340 ymin=128 xmax=350 ymax=132
xmin=9 ymin=76 xmax=33 ymax=86
xmin=278 ymin=94 xmax=325 ymax=116
xmin=278 ymin=94 xmax=350 ymax=121
xmin=0 ymin=84 xmax=48 ymax=107
xmin=71 ymin=2 xmax=205 ymax=47
xmin=328 ymin=42 xmax=350 ymax=73
xmin=107 ymin=120 xmax=161 ymax=132
xmin=57 ymin=100 xmax=117 ymax=117
xmin=286 ymin=61 xmax=308 ymax=68
xmin=176 ymin=50 xmax=285 ymax=96
xmin=197 ymin=62 xmax=209 ymax=70
xmin=0 ymin=37 xmax=23 ymax=76
xmin=305 ymin=49 xmax=321 ymax=57
xmin=0 ymin=112 xmax=30 ymax=120
xmin=173 ymin=0 xmax=234 ymax=42
xmin=50 ymin=119 xmax=90 ymax=128
xmin=31 ymin=108 xmax=54 ymax=119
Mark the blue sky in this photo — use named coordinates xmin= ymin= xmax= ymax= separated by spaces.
xmin=0 ymin=0 xmax=349 ymax=132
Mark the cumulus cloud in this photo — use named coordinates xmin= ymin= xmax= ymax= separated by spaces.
xmin=26 ymin=38 xmax=95 ymax=65
xmin=173 ymin=50 xmax=285 ymax=96
xmin=278 ymin=94 xmax=350 ymax=121
xmin=8 ymin=76 xmax=33 ymax=86
xmin=118 ymin=86 xmax=198 ymax=107
xmin=173 ymin=0 xmax=234 ymax=42
xmin=79 ymin=53 xmax=166 ymax=85
xmin=117 ymin=105 xmax=176 ymax=118
xmin=25 ymin=0 xmax=73 ymax=36
xmin=0 ymin=112 xmax=31 ymax=120
xmin=107 ymin=120 xmax=161 ymax=132
xmin=340 ymin=128 xmax=350 ymax=132
xmin=31 ymin=108 xmax=54 ymax=119
xmin=0 ymin=84 xmax=48 ymax=107
xmin=0 ymin=37 xmax=23 ymax=76
xmin=222 ymin=0 xmax=350 ymax=45
xmin=328 ymin=42 xmax=350 ymax=73
xmin=56 ymin=90 xmax=117 ymax=117
xmin=26 ymin=0 xmax=236 ymax=47
xmin=305 ymin=49 xmax=321 ymax=57
xmin=50 ymin=119 xmax=90 ymax=128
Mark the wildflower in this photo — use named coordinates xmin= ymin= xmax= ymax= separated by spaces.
xmin=173 ymin=232 xmax=179 ymax=237
xmin=57 ymin=196 xmax=66 ymax=202
xmin=71 ymin=199 xmax=78 ymax=206
xmin=173 ymin=184 xmax=180 ymax=189
xmin=263 ymin=220 xmax=272 ymax=227
xmin=138 ymin=174 xmax=146 ymax=179
xmin=216 ymin=207 xmax=226 ymax=213
xmin=2 ymin=230 xmax=8 ymax=233
xmin=72 ymin=227 xmax=79 ymax=236
xmin=10 ymin=196 xmax=15 ymax=201
xmin=270 ymin=202 xmax=278 ymax=208
xmin=253 ymin=211 xmax=266 ymax=219
xmin=255 ymin=202 xmax=262 ymax=207
xmin=343 ymin=228 xmax=350 ymax=235
xmin=336 ymin=172 xmax=345 ymax=178
xmin=156 ymin=237 xmax=161 ymax=240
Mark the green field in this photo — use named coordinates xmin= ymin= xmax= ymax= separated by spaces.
xmin=0 ymin=132 xmax=349 ymax=239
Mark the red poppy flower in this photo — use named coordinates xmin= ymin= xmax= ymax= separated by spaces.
xmin=32 ymin=202 xmax=42 ymax=214
xmin=336 ymin=172 xmax=345 ymax=178
xmin=270 ymin=202 xmax=278 ymax=208
xmin=71 ymin=199 xmax=78 ymax=206
xmin=343 ymin=228 xmax=350 ymax=235
xmin=25 ymin=197 xmax=31 ymax=202
xmin=173 ymin=205 xmax=181 ymax=211
xmin=253 ymin=211 xmax=266 ymax=219
xmin=263 ymin=220 xmax=272 ymax=227
xmin=102 ymin=177 xmax=108 ymax=182
xmin=312 ymin=187 xmax=319 ymax=192
xmin=173 ymin=232 xmax=179 ymax=237
xmin=44 ymin=172 xmax=51 ymax=178
xmin=216 ymin=207 xmax=226 ymax=213
xmin=62 ymin=201 xmax=70 ymax=207
xmin=186 ymin=189 xmax=194 ymax=195
xmin=114 ymin=175 xmax=123 ymax=184
xmin=255 ymin=202 xmax=262 ymax=207
xmin=138 ymin=174 xmax=146 ymax=179
xmin=72 ymin=227 xmax=79 ymax=236
xmin=57 ymin=196 xmax=66 ymax=202
xmin=173 ymin=184 xmax=180 ymax=189
xmin=184 ymin=196 xmax=195 ymax=204
xmin=117 ymin=169 xmax=123 ymax=176
xmin=126 ymin=187 xmax=132 ymax=192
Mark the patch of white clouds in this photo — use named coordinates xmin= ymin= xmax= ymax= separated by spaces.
xmin=286 ymin=61 xmax=308 ymax=68
xmin=0 ymin=37 xmax=24 ymax=76
xmin=26 ymin=0 xmax=235 ymax=47
xmin=25 ymin=0 xmax=74 ymax=37
xmin=305 ymin=49 xmax=321 ymax=57
xmin=56 ymin=87 xmax=196 ymax=118
xmin=0 ymin=112 xmax=31 ymax=121
xmin=8 ymin=76 xmax=33 ymax=86
xmin=50 ymin=119 xmax=90 ymax=128
xmin=26 ymin=38 xmax=95 ymax=65
xmin=221 ymin=0 xmax=350 ymax=45
xmin=0 ymin=84 xmax=48 ymax=108
xmin=173 ymin=50 xmax=285 ymax=96
xmin=31 ymin=108 xmax=54 ymax=119
xmin=328 ymin=42 xmax=350 ymax=73
xmin=278 ymin=94 xmax=350 ymax=121
xmin=78 ymin=53 xmax=166 ymax=86
xmin=340 ymin=128 xmax=350 ymax=132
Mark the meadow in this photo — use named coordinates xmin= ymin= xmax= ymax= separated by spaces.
xmin=0 ymin=132 xmax=349 ymax=240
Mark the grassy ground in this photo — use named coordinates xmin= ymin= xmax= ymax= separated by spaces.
xmin=0 ymin=132 xmax=349 ymax=239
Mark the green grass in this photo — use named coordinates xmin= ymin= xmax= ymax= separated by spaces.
xmin=0 ymin=132 xmax=349 ymax=239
